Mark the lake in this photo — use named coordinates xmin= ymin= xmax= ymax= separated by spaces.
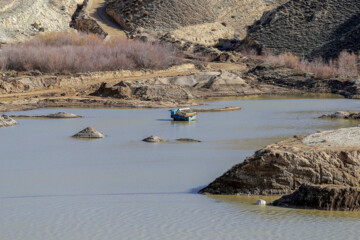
xmin=1 ymin=96 xmax=360 ymax=239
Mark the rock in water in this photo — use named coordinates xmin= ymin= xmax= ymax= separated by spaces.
xmin=0 ymin=115 xmax=17 ymax=127
xmin=10 ymin=112 xmax=83 ymax=119
xmin=199 ymin=127 xmax=360 ymax=195
xmin=320 ymin=111 xmax=360 ymax=120
xmin=142 ymin=135 xmax=168 ymax=143
xmin=272 ymin=184 xmax=360 ymax=211
xmin=256 ymin=199 xmax=266 ymax=206
xmin=176 ymin=138 xmax=201 ymax=143
xmin=72 ymin=127 xmax=105 ymax=139
xmin=45 ymin=112 xmax=83 ymax=118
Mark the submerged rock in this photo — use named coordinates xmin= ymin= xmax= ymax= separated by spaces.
xmin=11 ymin=112 xmax=83 ymax=119
xmin=320 ymin=111 xmax=360 ymax=120
xmin=143 ymin=135 xmax=168 ymax=143
xmin=176 ymin=138 xmax=201 ymax=143
xmin=0 ymin=115 xmax=17 ymax=127
xmin=193 ymin=106 xmax=242 ymax=113
xmin=272 ymin=184 xmax=360 ymax=211
xmin=199 ymin=127 xmax=360 ymax=195
xmin=45 ymin=112 xmax=83 ymax=119
xmin=72 ymin=127 xmax=105 ymax=139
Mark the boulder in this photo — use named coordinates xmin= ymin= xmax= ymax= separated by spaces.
xmin=199 ymin=127 xmax=360 ymax=195
xmin=256 ymin=199 xmax=266 ymax=206
xmin=0 ymin=115 xmax=17 ymax=127
xmin=272 ymin=183 xmax=360 ymax=211
xmin=72 ymin=127 xmax=105 ymax=138
xmin=143 ymin=135 xmax=168 ymax=143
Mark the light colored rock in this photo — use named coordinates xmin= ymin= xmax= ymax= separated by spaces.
xmin=142 ymin=135 xmax=168 ymax=143
xmin=0 ymin=114 xmax=17 ymax=127
xmin=302 ymin=127 xmax=360 ymax=148
xmin=72 ymin=127 xmax=105 ymax=138
xmin=199 ymin=127 xmax=360 ymax=195
xmin=0 ymin=0 xmax=83 ymax=43
xmin=256 ymin=199 xmax=266 ymax=206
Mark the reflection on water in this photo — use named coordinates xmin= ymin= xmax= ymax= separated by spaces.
xmin=1 ymin=97 xmax=360 ymax=239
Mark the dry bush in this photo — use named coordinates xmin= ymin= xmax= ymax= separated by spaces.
xmin=338 ymin=51 xmax=358 ymax=77
xmin=242 ymin=48 xmax=359 ymax=79
xmin=0 ymin=31 xmax=180 ymax=73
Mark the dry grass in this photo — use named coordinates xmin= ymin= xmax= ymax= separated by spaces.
xmin=243 ymin=49 xmax=359 ymax=79
xmin=0 ymin=31 xmax=180 ymax=73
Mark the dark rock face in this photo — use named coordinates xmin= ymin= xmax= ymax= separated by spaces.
xmin=249 ymin=65 xmax=360 ymax=99
xmin=272 ymin=184 xmax=360 ymax=211
xmin=106 ymin=0 xmax=219 ymax=32
xmin=245 ymin=0 xmax=360 ymax=59
xmin=199 ymin=137 xmax=360 ymax=195
xmin=71 ymin=0 xmax=108 ymax=38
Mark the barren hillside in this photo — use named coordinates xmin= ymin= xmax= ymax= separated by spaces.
xmin=0 ymin=0 xmax=83 ymax=43
xmin=105 ymin=0 xmax=285 ymax=39
xmin=245 ymin=0 xmax=360 ymax=58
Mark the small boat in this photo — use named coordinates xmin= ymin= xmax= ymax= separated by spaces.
xmin=171 ymin=108 xmax=197 ymax=121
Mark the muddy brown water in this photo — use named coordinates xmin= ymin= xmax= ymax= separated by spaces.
xmin=1 ymin=96 xmax=360 ymax=239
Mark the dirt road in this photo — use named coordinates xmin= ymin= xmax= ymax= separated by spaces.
xmin=88 ymin=0 xmax=126 ymax=38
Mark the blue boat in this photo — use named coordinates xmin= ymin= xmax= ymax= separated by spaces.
xmin=171 ymin=108 xmax=197 ymax=121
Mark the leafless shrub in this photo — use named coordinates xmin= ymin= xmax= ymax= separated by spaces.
xmin=338 ymin=51 xmax=358 ymax=77
xmin=242 ymin=48 xmax=359 ymax=79
xmin=0 ymin=31 xmax=180 ymax=73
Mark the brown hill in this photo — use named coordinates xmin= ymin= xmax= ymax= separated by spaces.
xmin=245 ymin=0 xmax=360 ymax=59
xmin=105 ymin=0 xmax=285 ymax=39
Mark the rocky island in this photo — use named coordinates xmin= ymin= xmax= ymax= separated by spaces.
xmin=200 ymin=127 xmax=360 ymax=198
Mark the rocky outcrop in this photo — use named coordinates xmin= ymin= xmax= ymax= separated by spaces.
xmin=320 ymin=111 xmax=360 ymax=120
xmin=72 ymin=127 xmax=105 ymax=138
xmin=0 ymin=0 xmax=83 ymax=43
xmin=0 ymin=115 xmax=17 ymax=127
xmin=199 ymin=127 xmax=360 ymax=195
xmin=143 ymin=135 xmax=168 ymax=143
xmin=272 ymin=184 xmax=360 ymax=211
xmin=92 ymin=70 xmax=251 ymax=101
xmin=71 ymin=0 xmax=108 ymax=38
xmin=244 ymin=0 xmax=360 ymax=58
xmin=11 ymin=112 xmax=83 ymax=119
xmin=248 ymin=65 xmax=360 ymax=99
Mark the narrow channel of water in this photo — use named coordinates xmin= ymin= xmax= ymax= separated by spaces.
xmin=1 ymin=96 xmax=360 ymax=239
